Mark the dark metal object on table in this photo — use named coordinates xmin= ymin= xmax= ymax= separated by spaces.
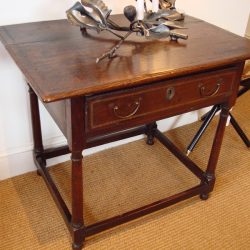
xmin=66 ymin=0 xmax=188 ymax=63
xmin=124 ymin=5 xmax=137 ymax=22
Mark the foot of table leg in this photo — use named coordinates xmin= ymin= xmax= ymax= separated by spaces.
xmin=146 ymin=122 xmax=157 ymax=145
xmin=147 ymin=136 xmax=154 ymax=146
xmin=34 ymin=154 xmax=46 ymax=176
xmin=200 ymin=173 xmax=214 ymax=200
xmin=71 ymin=224 xmax=85 ymax=249
xmin=72 ymin=230 xmax=85 ymax=250
xmin=201 ymin=105 xmax=229 ymax=198
xmin=200 ymin=193 xmax=209 ymax=200
xmin=36 ymin=169 xmax=42 ymax=176
xmin=72 ymin=243 xmax=84 ymax=250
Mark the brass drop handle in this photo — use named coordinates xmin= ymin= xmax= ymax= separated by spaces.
xmin=200 ymin=78 xmax=223 ymax=97
xmin=113 ymin=100 xmax=141 ymax=119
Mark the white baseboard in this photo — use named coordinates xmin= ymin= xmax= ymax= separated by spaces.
xmin=0 ymin=150 xmax=36 ymax=180
xmin=0 ymin=112 xmax=201 ymax=180
xmin=0 ymin=134 xmax=145 ymax=180
xmin=0 ymin=135 xmax=68 ymax=180
xmin=0 ymin=135 xmax=67 ymax=158
xmin=0 ymin=150 xmax=71 ymax=180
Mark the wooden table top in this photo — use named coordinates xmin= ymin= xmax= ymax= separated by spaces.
xmin=1 ymin=15 xmax=250 ymax=103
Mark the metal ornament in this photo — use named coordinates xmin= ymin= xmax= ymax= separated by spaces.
xmin=66 ymin=0 xmax=188 ymax=63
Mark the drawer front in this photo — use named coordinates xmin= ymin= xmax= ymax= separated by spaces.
xmin=86 ymin=68 xmax=237 ymax=133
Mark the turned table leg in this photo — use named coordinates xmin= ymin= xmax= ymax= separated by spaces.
xmin=71 ymin=151 xmax=85 ymax=249
xmin=66 ymin=97 xmax=86 ymax=249
xmin=200 ymin=104 xmax=230 ymax=200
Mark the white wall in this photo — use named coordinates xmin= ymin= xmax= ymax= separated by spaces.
xmin=178 ymin=0 xmax=250 ymax=36
xmin=246 ymin=14 xmax=250 ymax=38
xmin=0 ymin=0 xmax=249 ymax=180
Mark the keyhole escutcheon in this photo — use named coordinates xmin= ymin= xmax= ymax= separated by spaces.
xmin=166 ymin=87 xmax=175 ymax=100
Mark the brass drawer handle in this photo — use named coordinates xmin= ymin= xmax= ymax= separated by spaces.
xmin=200 ymin=79 xmax=223 ymax=97
xmin=113 ymin=100 xmax=141 ymax=119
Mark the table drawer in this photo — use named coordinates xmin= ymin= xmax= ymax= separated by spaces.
xmin=86 ymin=68 xmax=237 ymax=133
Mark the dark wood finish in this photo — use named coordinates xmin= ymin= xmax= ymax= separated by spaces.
xmin=1 ymin=16 xmax=250 ymax=103
xmin=28 ymin=86 xmax=44 ymax=153
xmin=34 ymin=156 xmax=72 ymax=229
xmin=28 ymin=85 xmax=46 ymax=172
xmin=43 ymin=100 xmax=67 ymax=136
xmin=42 ymin=145 xmax=70 ymax=160
xmin=200 ymin=104 xmax=231 ymax=199
xmin=66 ymin=98 xmax=86 ymax=249
xmin=1 ymin=15 xmax=250 ymax=250
xmin=86 ymin=125 xmax=147 ymax=148
xmin=146 ymin=122 xmax=158 ymax=145
xmin=85 ymin=182 xmax=209 ymax=237
xmin=35 ymin=126 xmax=148 ymax=161
xmin=86 ymin=67 xmax=237 ymax=135
xmin=155 ymin=129 xmax=206 ymax=181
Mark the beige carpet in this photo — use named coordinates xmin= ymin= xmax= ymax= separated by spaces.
xmin=0 ymin=91 xmax=249 ymax=250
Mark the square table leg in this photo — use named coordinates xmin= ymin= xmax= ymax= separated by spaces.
xmin=28 ymin=85 xmax=46 ymax=172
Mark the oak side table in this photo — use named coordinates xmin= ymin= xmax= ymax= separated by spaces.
xmin=1 ymin=15 xmax=250 ymax=249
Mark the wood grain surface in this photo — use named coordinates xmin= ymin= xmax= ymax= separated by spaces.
xmin=0 ymin=15 xmax=250 ymax=103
